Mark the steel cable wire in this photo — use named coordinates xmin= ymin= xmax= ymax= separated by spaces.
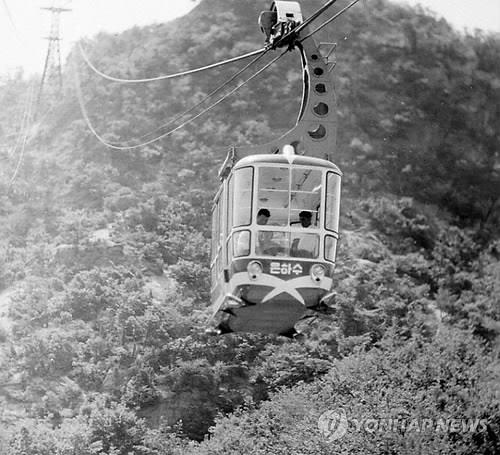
xmin=8 ymin=81 xmax=36 ymax=191
xmin=134 ymin=48 xmax=270 ymax=141
xmin=75 ymin=0 xmax=360 ymax=150
xmin=7 ymin=94 xmax=31 ymax=160
xmin=78 ymin=41 xmax=267 ymax=84
xmin=1 ymin=0 xmax=25 ymax=45
xmin=272 ymin=0 xmax=340 ymax=47
xmin=73 ymin=48 xmax=289 ymax=150
xmin=299 ymin=0 xmax=362 ymax=42
xmin=137 ymin=0 xmax=361 ymax=143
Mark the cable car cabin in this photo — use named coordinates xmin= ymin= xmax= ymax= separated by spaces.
xmin=209 ymin=153 xmax=341 ymax=336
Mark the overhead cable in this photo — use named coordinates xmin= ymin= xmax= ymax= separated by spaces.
xmin=8 ymin=95 xmax=30 ymax=155
xmin=78 ymin=0 xmax=342 ymax=85
xmin=135 ymin=48 xmax=270 ymax=141
xmin=8 ymin=81 xmax=36 ymax=191
xmin=1 ymin=0 xmax=25 ymax=44
xmin=299 ymin=0 xmax=362 ymax=42
xmin=292 ymin=0 xmax=340 ymax=35
xmin=73 ymin=49 xmax=289 ymax=150
xmin=273 ymin=0 xmax=339 ymax=47
xmin=75 ymin=0 xmax=360 ymax=150
xmin=78 ymin=41 xmax=267 ymax=84
xmin=1 ymin=0 xmax=14 ymax=24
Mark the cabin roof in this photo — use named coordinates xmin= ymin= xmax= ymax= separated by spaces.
xmin=234 ymin=154 xmax=342 ymax=174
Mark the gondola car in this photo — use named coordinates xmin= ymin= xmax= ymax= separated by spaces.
xmin=208 ymin=1 xmax=341 ymax=336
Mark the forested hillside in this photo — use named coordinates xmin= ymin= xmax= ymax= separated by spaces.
xmin=0 ymin=0 xmax=499 ymax=453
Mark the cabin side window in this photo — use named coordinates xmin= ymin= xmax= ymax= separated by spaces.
xmin=211 ymin=200 xmax=220 ymax=262
xmin=210 ymin=194 xmax=224 ymax=283
xmin=325 ymin=235 xmax=337 ymax=262
xmin=227 ymin=175 xmax=234 ymax=233
xmin=232 ymin=167 xmax=253 ymax=227
xmin=218 ymin=190 xmax=225 ymax=271
xmin=233 ymin=230 xmax=250 ymax=257
xmin=325 ymin=172 xmax=341 ymax=232
xmin=210 ymin=203 xmax=217 ymax=286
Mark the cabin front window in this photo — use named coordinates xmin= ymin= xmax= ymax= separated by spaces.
xmin=256 ymin=230 xmax=287 ymax=256
xmin=257 ymin=167 xmax=289 ymax=226
xmin=257 ymin=166 xmax=322 ymax=226
xmin=290 ymin=168 xmax=322 ymax=227
xmin=291 ymin=232 xmax=319 ymax=258
xmin=257 ymin=230 xmax=319 ymax=258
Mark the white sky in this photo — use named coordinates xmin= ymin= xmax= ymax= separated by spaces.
xmin=0 ymin=0 xmax=499 ymax=77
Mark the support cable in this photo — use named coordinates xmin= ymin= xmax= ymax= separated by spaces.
xmin=8 ymin=94 xmax=30 ymax=159
xmin=1 ymin=0 xmax=25 ymax=44
xmin=77 ymin=0 xmax=343 ymax=85
xmin=75 ymin=0 xmax=360 ymax=150
xmin=135 ymin=48 xmax=270 ymax=141
xmin=78 ymin=41 xmax=267 ymax=84
xmin=73 ymin=49 xmax=289 ymax=150
xmin=8 ymin=81 xmax=36 ymax=191
xmin=273 ymin=0 xmax=340 ymax=47
xmin=299 ymin=0 xmax=362 ymax=42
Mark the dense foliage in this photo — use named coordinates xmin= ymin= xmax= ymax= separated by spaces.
xmin=0 ymin=0 xmax=499 ymax=453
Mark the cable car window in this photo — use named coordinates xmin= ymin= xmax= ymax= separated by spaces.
xmin=325 ymin=235 xmax=337 ymax=262
xmin=325 ymin=172 xmax=341 ymax=232
xmin=257 ymin=167 xmax=289 ymax=226
xmin=233 ymin=230 xmax=250 ymax=257
xmin=233 ymin=167 xmax=253 ymax=227
xmin=290 ymin=168 xmax=322 ymax=226
xmin=218 ymin=191 xmax=224 ymax=256
xmin=211 ymin=199 xmax=220 ymax=261
xmin=256 ymin=230 xmax=319 ymax=258
xmin=256 ymin=230 xmax=289 ymax=256
xmin=211 ymin=212 xmax=217 ymax=262
xmin=227 ymin=175 xmax=234 ymax=232
xmin=290 ymin=232 xmax=319 ymax=258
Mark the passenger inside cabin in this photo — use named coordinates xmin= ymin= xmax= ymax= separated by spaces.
xmin=291 ymin=211 xmax=318 ymax=258
xmin=257 ymin=208 xmax=270 ymax=225
xmin=299 ymin=210 xmax=313 ymax=227
xmin=256 ymin=208 xmax=283 ymax=255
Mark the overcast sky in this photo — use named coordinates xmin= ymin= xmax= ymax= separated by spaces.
xmin=1 ymin=0 xmax=499 ymax=76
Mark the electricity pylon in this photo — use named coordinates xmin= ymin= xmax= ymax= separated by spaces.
xmin=36 ymin=1 xmax=71 ymax=117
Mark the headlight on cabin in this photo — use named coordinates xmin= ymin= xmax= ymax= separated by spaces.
xmin=247 ymin=261 xmax=263 ymax=280
xmin=310 ymin=264 xmax=326 ymax=282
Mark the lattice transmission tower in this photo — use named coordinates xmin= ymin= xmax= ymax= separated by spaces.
xmin=36 ymin=1 xmax=71 ymax=115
